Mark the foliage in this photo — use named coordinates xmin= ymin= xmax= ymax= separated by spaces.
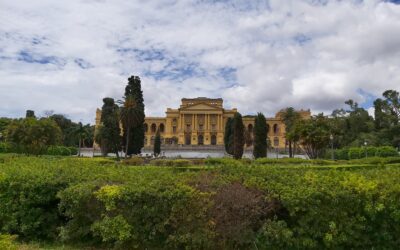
xmin=335 ymin=146 xmax=399 ymax=160
xmin=50 ymin=114 xmax=94 ymax=148
xmin=97 ymin=98 xmax=121 ymax=157
xmin=1 ymin=156 xmax=400 ymax=249
xmin=47 ymin=146 xmax=72 ymax=156
xmin=25 ymin=110 xmax=35 ymax=118
xmin=295 ymin=114 xmax=331 ymax=159
xmin=153 ymin=129 xmax=161 ymax=157
xmin=121 ymin=75 xmax=145 ymax=156
xmin=232 ymin=112 xmax=245 ymax=159
xmin=0 ymin=142 xmax=11 ymax=153
xmin=0 ymin=234 xmax=18 ymax=250
xmin=122 ymin=157 xmax=145 ymax=166
xmin=253 ymin=112 xmax=268 ymax=159
xmin=223 ymin=117 xmax=234 ymax=155
xmin=5 ymin=118 xmax=62 ymax=155
xmin=281 ymin=107 xmax=301 ymax=158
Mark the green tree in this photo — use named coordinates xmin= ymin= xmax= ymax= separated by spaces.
xmin=281 ymin=107 xmax=301 ymax=158
xmin=70 ymin=122 xmax=91 ymax=157
xmin=0 ymin=118 xmax=12 ymax=141
xmin=154 ymin=129 xmax=161 ymax=157
xmin=295 ymin=114 xmax=331 ymax=159
xmin=224 ymin=117 xmax=234 ymax=155
xmin=121 ymin=76 xmax=145 ymax=155
xmin=253 ymin=113 xmax=267 ymax=159
xmin=97 ymin=98 xmax=121 ymax=158
xmin=25 ymin=110 xmax=35 ymax=118
xmin=232 ymin=112 xmax=245 ymax=159
xmin=6 ymin=118 xmax=62 ymax=155
xmin=120 ymin=95 xmax=139 ymax=159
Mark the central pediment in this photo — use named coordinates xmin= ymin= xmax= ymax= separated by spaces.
xmin=180 ymin=102 xmax=222 ymax=111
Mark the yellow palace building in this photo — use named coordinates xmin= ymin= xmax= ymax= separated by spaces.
xmin=95 ymin=97 xmax=311 ymax=149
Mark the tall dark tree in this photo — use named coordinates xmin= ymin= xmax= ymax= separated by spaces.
xmin=153 ymin=129 xmax=161 ymax=157
xmin=97 ymin=98 xmax=121 ymax=158
xmin=232 ymin=112 xmax=245 ymax=159
xmin=281 ymin=107 xmax=301 ymax=158
xmin=224 ymin=117 xmax=234 ymax=155
xmin=25 ymin=110 xmax=35 ymax=118
xmin=253 ymin=113 xmax=267 ymax=159
xmin=122 ymin=76 xmax=145 ymax=155
xmin=120 ymin=95 xmax=139 ymax=159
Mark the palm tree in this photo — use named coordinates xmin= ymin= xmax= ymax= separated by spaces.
xmin=70 ymin=122 xmax=90 ymax=156
xmin=119 ymin=95 xmax=139 ymax=159
xmin=281 ymin=107 xmax=301 ymax=158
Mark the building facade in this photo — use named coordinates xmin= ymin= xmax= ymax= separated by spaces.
xmin=95 ymin=97 xmax=311 ymax=149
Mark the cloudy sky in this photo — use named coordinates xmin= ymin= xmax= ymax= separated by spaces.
xmin=1 ymin=0 xmax=400 ymax=124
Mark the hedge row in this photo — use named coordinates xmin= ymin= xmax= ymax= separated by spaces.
xmin=335 ymin=146 xmax=398 ymax=160
xmin=1 ymin=157 xmax=400 ymax=248
xmin=0 ymin=142 xmax=78 ymax=156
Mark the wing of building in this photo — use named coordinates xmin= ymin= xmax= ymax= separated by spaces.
xmin=95 ymin=97 xmax=311 ymax=149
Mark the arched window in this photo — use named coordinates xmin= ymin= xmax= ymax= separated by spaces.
xmin=198 ymin=135 xmax=204 ymax=145
xmin=151 ymin=123 xmax=157 ymax=133
xmin=159 ymin=123 xmax=165 ymax=133
xmin=248 ymin=124 xmax=253 ymax=134
xmin=273 ymin=124 xmax=279 ymax=134
xmin=274 ymin=137 xmax=279 ymax=147
xmin=266 ymin=124 xmax=270 ymax=134
xmin=211 ymin=135 xmax=217 ymax=145
xmin=144 ymin=123 xmax=148 ymax=133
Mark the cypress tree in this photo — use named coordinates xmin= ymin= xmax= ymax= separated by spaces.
xmin=224 ymin=117 xmax=234 ymax=155
xmin=232 ymin=112 xmax=245 ymax=159
xmin=122 ymin=76 xmax=145 ymax=155
xmin=154 ymin=129 xmax=161 ymax=157
xmin=253 ymin=112 xmax=267 ymax=159
xmin=98 ymin=98 xmax=121 ymax=158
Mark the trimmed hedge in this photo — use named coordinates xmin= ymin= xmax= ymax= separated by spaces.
xmin=335 ymin=146 xmax=399 ymax=160
xmin=1 ymin=157 xmax=400 ymax=248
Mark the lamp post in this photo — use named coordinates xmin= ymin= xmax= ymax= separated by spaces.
xmin=364 ymin=140 xmax=368 ymax=158
xmin=330 ymin=134 xmax=334 ymax=160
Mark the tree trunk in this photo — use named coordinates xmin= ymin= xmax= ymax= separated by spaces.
xmin=125 ymin=127 xmax=130 ymax=159
xmin=288 ymin=140 xmax=293 ymax=158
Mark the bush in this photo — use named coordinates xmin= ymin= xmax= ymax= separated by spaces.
xmin=69 ymin=147 xmax=78 ymax=155
xmin=335 ymin=148 xmax=349 ymax=160
xmin=150 ymin=159 xmax=166 ymax=166
xmin=376 ymin=146 xmax=398 ymax=157
xmin=47 ymin=146 xmax=71 ymax=156
xmin=173 ymin=159 xmax=190 ymax=167
xmin=0 ymin=142 xmax=11 ymax=153
xmin=122 ymin=157 xmax=144 ymax=166
xmin=348 ymin=147 xmax=362 ymax=159
xmin=0 ymin=234 xmax=18 ymax=250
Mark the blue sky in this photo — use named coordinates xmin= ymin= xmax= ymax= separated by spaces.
xmin=1 ymin=0 xmax=400 ymax=123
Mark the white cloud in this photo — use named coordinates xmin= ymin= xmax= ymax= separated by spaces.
xmin=0 ymin=0 xmax=400 ymax=123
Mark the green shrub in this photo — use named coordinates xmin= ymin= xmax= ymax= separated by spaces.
xmin=46 ymin=146 xmax=71 ymax=156
xmin=376 ymin=146 xmax=398 ymax=157
xmin=191 ymin=159 xmax=205 ymax=165
xmin=0 ymin=142 xmax=11 ymax=153
xmin=68 ymin=147 xmax=78 ymax=155
xmin=0 ymin=234 xmax=18 ymax=250
xmin=150 ymin=159 xmax=166 ymax=166
xmin=122 ymin=157 xmax=144 ymax=166
xmin=335 ymin=148 xmax=349 ymax=160
xmin=348 ymin=147 xmax=362 ymax=159
xmin=173 ymin=159 xmax=190 ymax=167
